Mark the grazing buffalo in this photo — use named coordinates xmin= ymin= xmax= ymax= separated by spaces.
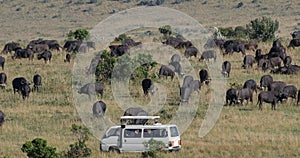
xmin=87 ymin=56 xmax=101 ymax=75
xmin=12 ymin=48 xmax=34 ymax=60
xmin=245 ymin=40 xmax=258 ymax=51
xmin=255 ymin=49 xmax=268 ymax=63
xmin=268 ymin=39 xmax=286 ymax=60
xmin=182 ymin=75 xmax=194 ymax=88
xmin=85 ymin=41 xmax=96 ymax=50
xmin=142 ymin=78 xmax=156 ymax=96
xmin=0 ymin=56 xmax=5 ymax=70
xmin=288 ymin=39 xmax=300 ymax=48
xmin=12 ymin=77 xmax=31 ymax=100
xmin=243 ymin=79 xmax=257 ymax=94
xmin=92 ymin=101 xmax=107 ymax=117
xmin=199 ymin=69 xmax=210 ymax=85
xmin=199 ymin=50 xmax=216 ymax=61
xmin=33 ymin=74 xmax=42 ymax=92
xmin=257 ymin=91 xmax=278 ymax=110
xmin=162 ymin=37 xmax=184 ymax=48
xmin=0 ymin=110 xmax=4 ymax=126
xmin=259 ymin=75 xmax=273 ymax=90
xmin=78 ymin=82 xmax=104 ymax=99
xmin=223 ymin=40 xmax=245 ymax=55
xmin=257 ymin=58 xmax=268 ymax=71
xmin=0 ymin=73 xmax=7 ymax=89
xmin=283 ymin=56 xmax=292 ymax=67
xmin=267 ymin=81 xmax=286 ymax=97
xmin=28 ymin=44 xmax=49 ymax=54
xmin=63 ymin=40 xmax=81 ymax=52
xmin=123 ymin=107 xmax=148 ymax=125
xmin=189 ymin=80 xmax=201 ymax=93
xmin=237 ymin=88 xmax=253 ymax=104
xmin=222 ymin=61 xmax=231 ymax=77
xmin=1 ymin=42 xmax=20 ymax=54
xmin=280 ymin=85 xmax=297 ymax=102
xmin=64 ymin=53 xmax=71 ymax=63
xmin=109 ymin=44 xmax=130 ymax=57
xmin=169 ymin=61 xmax=184 ymax=76
xmin=39 ymin=40 xmax=61 ymax=51
xmin=242 ymin=55 xmax=255 ymax=69
xmin=170 ymin=54 xmax=181 ymax=63
xmin=180 ymin=86 xmax=193 ymax=103
xmin=225 ymin=88 xmax=237 ymax=106
xmin=204 ymin=38 xmax=225 ymax=49
xmin=37 ymin=50 xmax=52 ymax=63
xmin=175 ymin=41 xmax=193 ymax=49
xmin=291 ymin=31 xmax=300 ymax=39
xmin=158 ymin=65 xmax=175 ymax=80
xmin=184 ymin=46 xmax=198 ymax=58
xmin=267 ymin=57 xmax=282 ymax=69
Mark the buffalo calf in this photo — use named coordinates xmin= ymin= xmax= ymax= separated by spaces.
xmin=92 ymin=101 xmax=107 ymax=117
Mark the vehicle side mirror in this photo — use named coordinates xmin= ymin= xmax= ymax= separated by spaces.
xmin=121 ymin=124 xmax=126 ymax=128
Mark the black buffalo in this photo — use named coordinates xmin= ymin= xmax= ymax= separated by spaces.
xmin=123 ymin=107 xmax=148 ymax=125
xmin=12 ymin=48 xmax=34 ymax=61
xmin=162 ymin=37 xmax=184 ymax=48
xmin=78 ymin=82 xmax=104 ymax=99
xmin=283 ymin=56 xmax=292 ymax=67
xmin=169 ymin=61 xmax=184 ymax=76
xmin=199 ymin=69 xmax=210 ymax=85
xmin=158 ymin=65 xmax=175 ymax=80
xmin=180 ymin=86 xmax=193 ymax=103
xmin=12 ymin=77 xmax=31 ymax=100
xmin=63 ymin=40 xmax=81 ymax=52
xmin=243 ymin=79 xmax=257 ymax=94
xmin=257 ymin=91 xmax=278 ymax=110
xmin=271 ymin=64 xmax=300 ymax=75
xmin=223 ymin=40 xmax=245 ymax=55
xmin=64 ymin=53 xmax=71 ymax=63
xmin=92 ymin=101 xmax=107 ymax=117
xmin=267 ymin=39 xmax=286 ymax=60
xmin=33 ymin=74 xmax=42 ymax=92
xmin=28 ymin=44 xmax=49 ymax=54
xmin=184 ymin=46 xmax=198 ymax=58
xmin=204 ymin=38 xmax=225 ymax=49
xmin=288 ymin=39 xmax=300 ymax=48
xmin=142 ymin=78 xmax=156 ymax=96
xmin=267 ymin=81 xmax=286 ymax=97
xmin=242 ymin=55 xmax=255 ymax=69
xmin=225 ymin=88 xmax=237 ymax=106
xmin=297 ymin=90 xmax=300 ymax=105
xmin=280 ymin=85 xmax=297 ymax=102
xmin=267 ymin=57 xmax=282 ymax=69
xmin=259 ymin=75 xmax=273 ymax=90
xmin=1 ymin=42 xmax=20 ymax=54
xmin=291 ymin=31 xmax=300 ymax=39
xmin=199 ymin=50 xmax=216 ymax=61
xmin=182 ymin=75 xmax=194 ymax=88
xmin=0 ymin=56 xmax=5 ymax=70
xmin=0 ymin=110 xmax=4 ymax=127
xmin=237 ymin=88 xmax=253 ymax=104
xmin=37 ymin=50 xmax=52 ymax=63
xmin=170 ymin=54 xmax=181 ymax=63
xmin=189 ymin=80 xmax=201 ymax=93
xmin=222 ymin=61 xmax=231 ymax=77
xmin=244 ymin=40 xmax=258 ymax=51
xmin=175 ymin=41 xmax=193 ymax=49
xmin=0 ymin=73 xmax=7 ymax=89
xmin=109 ymin=44 xmax=130 ymax=57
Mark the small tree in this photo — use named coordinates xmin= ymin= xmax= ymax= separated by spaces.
xmin=159 ymin=25 xmax=172 ymax=37
xmin=21 ymin=138 xmax=59 ymax=158
xmin=142 ymin=139 xmax=166 ymax=158
xmin=114 ymin=33 xmax=131 ymax=43
xmin=246 ymin=16 xmax=279 ymax=42
xmin=95 ymin=50 xmax=117 ymax=82
xmin=61 ymin=124 xmax=92 ymax=158
xmin=67 ymin=29 xmax=90 ymax=41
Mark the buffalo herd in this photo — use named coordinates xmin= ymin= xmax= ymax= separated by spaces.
xmin=1 ymin=30 xmax=300 ymax=128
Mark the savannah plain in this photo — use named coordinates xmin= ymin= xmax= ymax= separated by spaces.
xmin=1 ymin=0 xmax=300 ymax=157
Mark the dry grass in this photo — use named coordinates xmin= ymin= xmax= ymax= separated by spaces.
xmin=1 ymin=0 xmax=300 ymax=158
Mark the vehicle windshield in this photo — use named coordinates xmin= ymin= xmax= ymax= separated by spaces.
xmin=170 ymin=127 xmax=179 ymax=137
xmin=104 ymin=127 xmax=121 ymax=138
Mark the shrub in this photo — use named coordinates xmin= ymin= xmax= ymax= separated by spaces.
xmin=142 ymin=138 xmax=166 ymax=158
xmin=159 ymin=25 xmax=172 ymax=37
xmin=61 ymin=124 xmax=92 ymax=158
xmin=114 ymin=33 xmax=130 ymax=43
xmin=95 ymin=50 xmax=117 ymax=82
xmin=246 ymin=16 xmax=279 ymax=42
xmin=21 ymin=138 xmax=59 ymax=158
xmin=67 ymin=29 xmax=90 ymax=41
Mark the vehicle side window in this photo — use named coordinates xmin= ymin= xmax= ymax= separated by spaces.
xmin=124 ymin=129 xmax=142 ymax=138
xmin=143 ymin=129 xmax=168 ymax=138
xmin=170 ymin=127 xmax=179 ymax=137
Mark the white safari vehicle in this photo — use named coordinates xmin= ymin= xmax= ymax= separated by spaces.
xmin=100 ymin=116 xmax=181 ymax=153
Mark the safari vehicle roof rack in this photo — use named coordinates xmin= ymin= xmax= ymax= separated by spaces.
xmin=120 ymin=116 xmax=161 ymax=126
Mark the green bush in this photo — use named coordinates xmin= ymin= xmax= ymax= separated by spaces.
xmin=61 ymin=124 xmax=92 ymax=158
xmin=159 ymin=25 xmax=172 ymax=37
xmin=95 ymin=50 xmax=117 ymax=82
xmin=142 ymin=138 xmax=166 ymax=158
xmin=114 ymin=33 xmax=131 ymax=43
xmin=246 ymin=16 xmax=279 ymax=42
xmin=21 ymin=138 xmax=59 ymax=158
xmin=67 ymin=29 xmax=90 ymax=41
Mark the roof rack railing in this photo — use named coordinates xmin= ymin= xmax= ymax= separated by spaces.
xmin=120 ymin=116 xmax=160 ymax=120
